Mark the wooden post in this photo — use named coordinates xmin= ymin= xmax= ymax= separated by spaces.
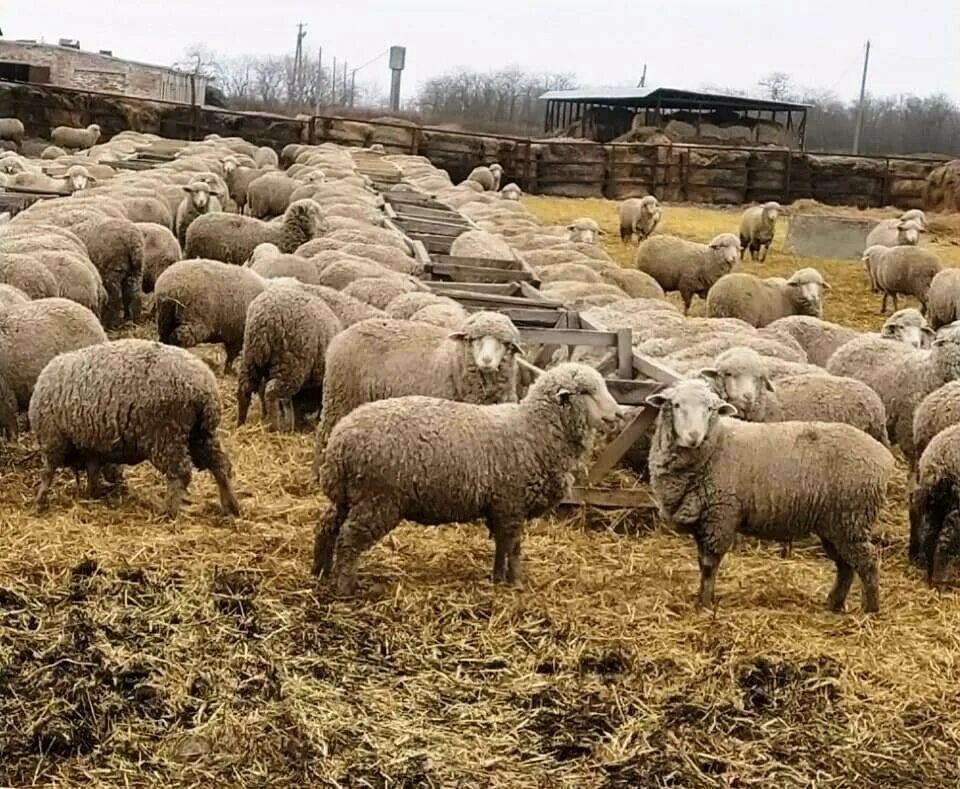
xmin=784 ymin=148 xmax=792 ymax=204
xmin=616 ymin=328 xmax=633 ymax=380
xmin=411 ymin=126 xmax=420 ymax=155
xmin=650 ymin=144 xmax=659 ymax=199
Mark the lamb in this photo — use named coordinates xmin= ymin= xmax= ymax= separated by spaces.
xmin=466 ymin=164 xmax=503 ymax=191
xmin=0 ymin=118 xmax=24 ymax=145
xmin=700 ymin=346 xmax=888 ymax=442
xmin=646 ymin=378 xmax=893 ymax=612
xmin=175 ymin=181 xmax=220 ymax=247
xmin=0 ymin=283 xmax=28 ymax=311
xmin=155 ymin=259 xmax=279 ymax=369
xmin=738 ymin=201 xmax=781 ymax=262
xmin=237 ymin=287 xmax=342 ymax=431
xmin=500 ymin=183 xmax=523 ymax=201
xmin=313 ymin=363 xmax=621 ymax=593
xmin=619 ymin=196 xmax=661 ymax=243
xmin=761 ymin=315 xmax=860 ymax=367
xmin=825 ymin=309 xmax=934 ymax=390
xmin=30 ymin=339 xmax=240 ymax=519
xmin=185 ymin=199 xmax=325 ymax=264
xmin=598 ymin=267 xmax=665 ymax=300
xmin=0 ymin=298 xmax=106 ymax=436
xmin=634 ymin=233 xmax=741 ymax=314
xmin=910 ymin=423 xmax=960 ymax=585
xmin=246 ymin=172 xmax=299 ymax=219
xmin=567 ymin=218 xmax=603 ymax=244
xmin=862 ymin=245 xmax=942 ymax=313
xmin=926 ymin=268 xmax=960 ymax=330
xmin=137 ymin=223 xmax=182 ymax=293
xmin=864 ymin=217 xmax=923 ymax=249
xmin=913 ymin=381 xmax=960 ymax=464
xmin=50 ymin=123 xmax=102 ymax=151
xmin=706 ymin=268 xmax=830 ymax=327
xmin=877 ymin=327 xmax=960 ymax=466
xmin=342 ymin=276 xmax=427 ymax=310
xmin=314 ymin=311 xmax=523 ymax=468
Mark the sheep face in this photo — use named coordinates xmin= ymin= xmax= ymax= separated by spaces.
xmin=898 ymin=220 xmax=921 ymax=245
xmin=537 ymin=363 xmax=622 ymax=431
xmin=567 ymin=219 xmax=602 ymax=244
xmin=882 ymin=313 xmax=933 ymax=348
xmin=468 ymin=335 xmax=511 ymax=373
xmin=762 ymin=203 xmax=780 ymax=223
xmin=647 ymin=379 xmax=737 ymax=449
xmin=699 ymin=362 xmax=772 ymax=418
xmin=0 ymin=159 xmax=25 ymax=175
xmin=67 ymin=168 xmax=90 ymax=192
xmin=501 ymin=184 xmax=522 ymax=201
xmin=577 ymin=378 xmax=622 ymax=430
xmin=185 ymin=184 xmax=211 ymax=210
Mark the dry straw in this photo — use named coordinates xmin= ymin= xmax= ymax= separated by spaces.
xmin=2 ymin=200 xmax=960 ymax=786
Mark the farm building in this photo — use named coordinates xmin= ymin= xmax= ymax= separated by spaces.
xmin=0 ymin=38 xmax=205 ymax=105
xmin=539 ymin=86 xmax=810 ymax=148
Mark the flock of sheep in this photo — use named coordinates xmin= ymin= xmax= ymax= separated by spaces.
xmin=1 ymin=115 xmax=960 ymax=614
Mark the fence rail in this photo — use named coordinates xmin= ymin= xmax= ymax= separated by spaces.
xmin=0 ymin=79 xmax=951 ymax=210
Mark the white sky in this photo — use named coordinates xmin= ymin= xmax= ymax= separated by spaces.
xmin=3 ymin=0 xmax=959 ymax=103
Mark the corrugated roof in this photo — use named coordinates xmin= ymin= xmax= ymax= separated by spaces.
xmin=538 ymin=86 xmax=810 ymax=111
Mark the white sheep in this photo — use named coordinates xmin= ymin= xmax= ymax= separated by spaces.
xmin=926 ymin=268 xmax=960 ymax=330
xmin=619 ymin=196 xmax=661 ymax=244
xmin=738 ymin=201 xmax=781 ymax=262
xmin=50 ymin=124 xmax=102 ymax=151
xmin=706 ymin=268 xmax=830 ymax=327
xmin=862 ymin=245 xmax=942 ymax=314
xmin=567 ymin=218 xmax=603 ymax=245
xmin=500 ymin=183 xmax=523 ymax=201
xmin=175 ymin=181 xmax=221 ymax=247
xmin=864 ymin=217 xmax=923 ymax=249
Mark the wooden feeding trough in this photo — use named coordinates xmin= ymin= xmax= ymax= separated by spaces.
xmin=0 ymin=190 xmax=57 ymax=217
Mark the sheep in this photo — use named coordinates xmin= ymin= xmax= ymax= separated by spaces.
xmin=706 ymin=268 xmax=830 ymax=327
xmin=222 ymin=158 xmax=263 ymax=213
xmin=247 ymin=242 xmax=281 ymax=265
xmin=0 ymin=252 xmax=60 ymax=299
xmin=699 ymin=346 xmax=888 ymax=443
xmin=316 ymin=258 xmax=407 ymax=291
xmin=24 ymin=249 xmax=105 ymax=315
xmin=410 ymin=300 xmax=469 ymax=330
xmin=119 ymin=196 xmax=174 ymax=229
xmin=0 ymin=283 xmax=28 ymax=311
xmin=314 ymin=311 xmax=523 ymax=469
xmin=313 ymin=362 xmax=621 ymax=593
xmin=619 ymin=196 xmax=661 ymax=243
xmin=926 ymin=268 xmax=960 ymax=330
xmin=535 ymin=263 xmax=603 ymax=285
xmin=877 ymin=327 xmax=960 ymax=466
xmin=185 ymin=199 xmax=325 ymax=265
xmin=237 ymin=287 xmax=342 ymax=430
xmin=738 ymin=201 xmax=781 ymax=262
xmin=385 ymin=291 xmax=461 ymax=320
xmin=501 ymin=183 xmax=523 ymax=201
xmin=567 ymin=218 xmax=603 ymax=245
xmin=909 ymin=423 xmax=960 ymax=584
xmin=325 ymin=228 xmax=410 ymax=254
xmin=761 ymin=315 xmax=860 ymax=367
xmin=645 ymin=378 xmax=893 ymax=612
xmin=175 ymin=181 xmax=220 ymax=247
xmin=0 ymin=118 xmax=25 ymax=145
xmin=913 ymin=381 xmax=960 ymax=465
xmin=254 ymin=146 xmax=279 ymax=168
xmin=0 ymin=298 xmax=106 ymax=436
xmin=248 ymin=253 xmax=325 ymax=285
xmin=864 ymin=217 xmax=923 ymax=249
xmin=634 ymin=233 xmax=741 ymax=314
xmin=465 ymin=164 xmax=503 ymax=192
xmin=50 ymin=124 xmax=102 ymax=151
xmin=30 ymin=339 xmax=240 ymax=519
xmin=137 ymin=223 xmax=182 ymax=293
xmin=598 ymin=267 xmax=665 ymax=300
xmin=41 ymin=145 xmax=67 ymax=160
xmin=540 ymin=281 xmax=628 ymax=310
xmin=155 ymin=259 xmax=279 ymax=369
xmin=245 ymin=172 xmax=299 ymax=218
xmin=342 ymin=276 xmax=426 ymax=310
xmin=862 ymin=245 xmax=942 ymax=314
xmin=298 ymin=284 xmax=385 ymax=327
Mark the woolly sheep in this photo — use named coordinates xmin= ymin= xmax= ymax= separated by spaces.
xmin=465 ymin=164 xmax=503 ymax=192
xmin=567 ymin=218 xmax=603 ymax=245
xmin=447 ymin=229 xmax=511 ymax=260
xmin=248 ymin=253 xmax=328 ymax=285
xmin=41 ymin=145 xmax=67 ymax=160
xmin=738 ymin=201 xmax=781 ymax=262
xmin=535 ymin=262 xmax=603 ymax=285
xmin=0 ymin=283 xmax=28 ymax=311
xmin=298 ymin=284 xmax=385 ymax=327
xmin=313 ymin=311 xmax=523 ymax=469
xmin=237 ymin=287 xmax=342 ymax=431
xmin=30 ymin=339 xmax=239 ymax=519
xmin=700 ymin=346 xmax=888 ymax=443
xmin=707 ymin=268 xmax=830 ymax=327
xmin=500 ymin=182 xmax=523 ymax=201
xmin=342 ymin=276 xmax=426 ymax=310
xmin=926 ymin=268 xmax=960 ymax=330
xmin=385 ymin=291 xmax=460 ymax=320
xmin=0 ymin=298 xmax=106 ymax=437
xmin=540 ymin=281 xmax=628 ymax=310
xmin=913 ymin=381 xmax=960 ymax=465
xmin=222 ymin=158 xmax=263 ymax=213
xmin=635 ymin=233 xmax=741 ymax=314
xmin=762 ymin=315 xmax=860 ymax=367
xmin=137 ymin=222 xmax=182 ymax=293
xmin=118 ymin=196 xmax=174 ymax=229
xmin=410 ymin=301 xmax=469 ymax=330
xmin=646 ymin=378 xmax=893 ymax=612
xmin=325 ymin=228 xmax=410 ymax=253
xmin=50 ymin=124 xmax=102 ymax=151
xmin=862 ymin=245 xmax=942 ymax=314
xmin=313 ymin=362 xmax=621 ymax=593
xmin=0 ymin=252 xmax=60 ymax=299
xmin=864 ymin=217 xmax=923 ymax=249
xmin=254 ymin=146 xmax=279 ymax=168
xmin=910 ymin=423 xmax=960 ymax=585
xmin=175 ymin=181 xmax=220 ymax=246
xmin=246 ymin=172 xmax=299 ymax=219
xmin=598 ymin=267 xmax=665 ymax=300
xmin=877 ymin=327 xmax=960 ymax=466
xmin=25 ymin=248 xmax=105 ymax=315
xmin=185 ymin=199 xmax=325 ymax=265
xmin=0 ymin=118 xmax=24 ymax=144
xmin=619 ymin=196 xmax=661 ymax=244
xmin=155 ymin=259 xmax=278 ymax=369
xmin=316 ymin=258 xmax=406 ymax=291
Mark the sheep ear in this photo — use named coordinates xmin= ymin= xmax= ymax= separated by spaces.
xmin=597 ymin=228 xmax=606 ymax=235
xmin=697 ymin=367 xmax=720 ymax=381
xmin=763 ymin=376 xmax=775 ymax=392
xmin=555 ymin=387 xmax=573 ymax=404
xmin=510 ymin=342 xmax=525 ymax=356
xmin=717 ymin=402 xmax=738 ymax=417
xmin=182 ymin=185 xmax=195 ymax=193
xmin=449 ymin=331 xmax=467 ymax=341
xmin=645 ymin=393 xmax=670 ymax=409
xmin=922 ymin=327 xmax=936 ymax=341
xmin=821 ymin=281 xmax=831 ymax=290
xmin=880 ymin=324 xmax=896 ymax=338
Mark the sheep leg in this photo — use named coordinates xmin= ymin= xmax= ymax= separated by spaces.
xmin=223 ymin=342 xmax=242 ymax=375
xmin=821 ymin=538 xmax=854 ymax=611
xmin=103 ymin=282 xmax=125 ymax=329
xmin=35 ymin=443 xmax=67 ymax=513
xmin=312 ymin=501 xmax=346 ymax=577
xmin=681 ymin=292 xmax=693 ymax=316
xmin=122 ymin=274 xmax=142 ymax=323
xmin=188 ymin=429 xmax=240 ymax=516
xmin=490 ymin=519 xmax=524 ymax=584
xmin=154 ymin=447 xmax=194 ymax=520
xmin=695 ymin=546 xmax=724 ymax=608
xmin=880 ymin=291 xmax=888 ymax=315
xmin=331 ymin=500 xmax=400 ymax=595
xmin=781 ymin=540 xmax=793 ymax=558
xmin=891 ymin=293 xmax=899 ymax=312
xmin=824 ymin=536 xmax=879 ymax=613
xmin=759 ymin=243 xmax=769 ymax=263
xmin=85 ymin=458 xmax=102 ymax=499
xmin=236 ymin=377 xmax=254 ymax=426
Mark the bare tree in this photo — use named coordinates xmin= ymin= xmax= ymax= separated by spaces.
xmin=757 ymin=72 xmax=795 ymax=101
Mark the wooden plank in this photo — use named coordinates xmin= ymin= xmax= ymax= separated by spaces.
xmin=497 ymin=307 xmax=566 ymax=326
xmin=384 ymin=191 xmax=449 ymax=208
xmin=605 ymin=378 xmax=662 ymax=406
xmin=427 ymin=262 xmax=535 ymax=283
xmin=396 ymin=217 xmax=469 ymax=237
xmin=394 ymin=203 xmax=466 ymax=222
xmin=411 ymin=240 xmax=431 ymax=267
xmin=410 ymin=234 xmax=454 ymax=254
xmin=518 ymin=327 xmax=619 ymax=348
xmin=587 ymin=407 xmax=658 ymax=484
xmin=579 ymin=315 xmax=682 ymax=385
xmin=429 ymin=288 xmax=564 ymax=309
xmin=616 ymin=328 xmax=633 ymax=380
xmin=432 ymin=254 xmax=520 ymax=272
xmin=428 ymin=281 xmax=522 ymax=296
xmin=561 ymin=486 xmax=657 ymax=509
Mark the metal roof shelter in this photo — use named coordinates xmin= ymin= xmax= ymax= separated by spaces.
xmin=539 ymin=86 xmax=811 ymax=148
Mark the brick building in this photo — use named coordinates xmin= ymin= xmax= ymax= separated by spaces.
xmin=0 ymin=39 xmax=206 ymax=105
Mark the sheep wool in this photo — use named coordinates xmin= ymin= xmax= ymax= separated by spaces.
xmin=706 ymin=268 xmax=829 ymax=328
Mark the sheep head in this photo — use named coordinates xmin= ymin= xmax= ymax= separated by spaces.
xmin=646 ymin=378 xmax=737 ymax=450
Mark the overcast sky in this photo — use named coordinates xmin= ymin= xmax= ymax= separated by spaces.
xmin=4 ymin=1 xmax=959 ymax=103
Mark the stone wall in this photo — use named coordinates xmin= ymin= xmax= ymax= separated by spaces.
xmin=0 ymin=41 xmax=201 ymax=104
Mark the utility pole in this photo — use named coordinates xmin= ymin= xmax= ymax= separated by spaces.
xmin=350 ymin=70 xmax=357 ymax=107
xmin=638 ymin=64 xmax=647 ymax=88
xmin=331 ymin=57 xmax=337 ymax=103
xmin=293 ymin=22 xmax=307 ymax=104
xmin=389 ymin=46 xmax=406 ymax=112
xmin=852 ymin=40 xmax=871 ymax=155
xmin=343 ymin=61 xmax=348 ymax=106
xmin=314 ymin=47 xmax=322 ymax=115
